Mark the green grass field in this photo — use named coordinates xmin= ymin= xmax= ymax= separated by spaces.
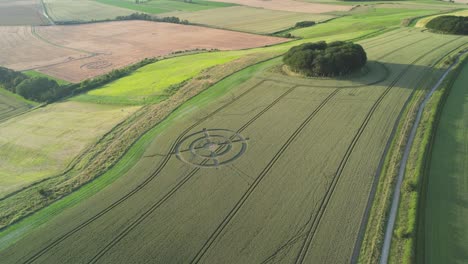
xmin=422 ymin=60 xmax=468 ymax=264
xmin=0 ymin=101 xmax=139 ymax=197
xmin=290 ymin=7 xmax=439 ymax=39
xmin=72 ymin=52 xmax=245 ymax=105
xmin=164 ymin=6 xmax=334 ymax=34
xmin=95 ymin=0 xmax=234 ymax=14
xmin=1 ymin=29 xmax=466 ymax=263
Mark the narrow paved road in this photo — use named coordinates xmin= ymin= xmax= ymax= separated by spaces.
xmin=380 ymin=50 xmax=468 ymax=264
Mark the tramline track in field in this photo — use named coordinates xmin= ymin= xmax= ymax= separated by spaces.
xmin=21 ymin=77 xmax=271 ymax=264
xmin=293 ymin=37 xmax=462 ymax=264
xmin=22 ymin=32 xmax=436 ymax=264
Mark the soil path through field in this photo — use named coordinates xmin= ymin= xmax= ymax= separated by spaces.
xmin=379 ymin=50 xmax=468 ymax=264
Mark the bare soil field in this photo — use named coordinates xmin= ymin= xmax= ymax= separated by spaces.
xmin=0 ymin=26 xmax=88 ymax=71
xmin=209 ymin=0 xmax=352 ymax=13
xmin=0 ymin=0 xmax=48 ymax=26
xmin=0 ymin=21 xmax=287 ymax=83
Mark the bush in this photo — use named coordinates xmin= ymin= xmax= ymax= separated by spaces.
xmin=283 ymin=41 xmax=367 ymax=77
xmin=116 ymin=13 xmax=189 ymax=25
xmin=426 ymin=16 xmax=468 ymax=35
xmin=295 ymin=21 xmax=316 ymax=28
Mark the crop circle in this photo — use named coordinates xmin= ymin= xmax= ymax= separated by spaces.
xmin=175 ymin=129 xmax=248 ymax=168
xmin=81 ymin=60 xmax=113 ymax=70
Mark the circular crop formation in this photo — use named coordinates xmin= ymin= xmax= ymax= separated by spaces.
xmin=175 ymin=128 xmax=248 ymax=168
xmin=426 ymin=16 xmax=468 ymax=35
xmin=81 ymin=60 xmax=113 ymax=70
xmin=283 ymin=41 xmax=367 ymax=77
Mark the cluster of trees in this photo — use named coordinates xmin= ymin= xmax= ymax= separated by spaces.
xmin=295 ymin=21 xmax=316 ymax=28
xmin=0 ymin=68 xmax=62 ymax=102
xmin=283 ymin=41 xmax=367 ymax=77
xmin=57 ymin=13 xmax=189 ymax=25
xmin=0 ymin=57 xmax=159 ymax=103
xmin=426 ymin=16 xmax=468 ymax=35
xmin=116 ymin=13 xmax=189 ymax=25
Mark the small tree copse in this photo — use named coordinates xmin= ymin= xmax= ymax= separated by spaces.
xmin=283 ymin=41 xmax=367 ymax=77
xmin=295 ymin=21 xmax=316 ymax=28
xmin=426 ymin=16 xmax=468 ymax=35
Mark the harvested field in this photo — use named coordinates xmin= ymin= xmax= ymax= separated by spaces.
xmin=165 ymin=6 xmax=334 ymax=34
xmin=0 ymin=101 xmax=139 ymax=197
xmin=0 ymin=21 xmax=287 ymax=82
xmin=0 ymin=26 xmax=88 ymax=71
xmin=208 ymin=0 xmax=352 ymax=13
xmin=1 ymin=30 xmax=466 ymax=264
xmin=43 ymin=0 xmax=134 ymax=22
xmin=0 ymin=0 xmax=48 ymax=26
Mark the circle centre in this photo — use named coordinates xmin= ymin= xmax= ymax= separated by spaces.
xmin=204 ymin=142 xmax=219 ymax=151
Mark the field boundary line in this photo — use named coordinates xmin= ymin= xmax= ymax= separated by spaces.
xmin=293 ymin=37 xmax=459 ymax=264
xmin=351 ymin=41 xmax=467 ymax=264
xmin=379 ymin=49 xmax=468 ymax=264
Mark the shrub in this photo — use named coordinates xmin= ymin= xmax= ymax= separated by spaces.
xmin=283 ymin=41 xmax=367 ymax=77
xmin=426 ymin=16 xmax=468 ymax=35
xmin=295 ymin=21 xmax=316 ymax=28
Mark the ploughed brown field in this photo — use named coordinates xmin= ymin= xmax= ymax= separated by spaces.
xmin=0 ymin=21 xmax=288 ymax=82
xmin=208 ymin=0 xmax=352 ymax=13
xmin=0 ymin=0 xmax=48 ymax=26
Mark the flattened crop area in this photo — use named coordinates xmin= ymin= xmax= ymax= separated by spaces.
xmin=1 ymin=30 xmax=466 ymax=264
xmin=0 ymin=0 xmax=48 ymax=26
xmin=0 ymin=21 xmax=287 ymax=83
xmin=208 ymin=0 xmax=352 ymax=13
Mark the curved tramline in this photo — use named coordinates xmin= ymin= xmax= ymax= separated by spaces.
xmin=88 ymin=84 xmax=304 ymax=263
xmin=20 ymin=74 xmax=272 ymax=264
xmin=14 ymin=31 xmax=437 ymax=264
xmin=89 ymin=34 xmax=441 ymax=263
xmin=190 ymin=37 xmax=457 ymax=264
xmin=3 ymin=30 xmax=466 ymax=264
xmin=293 ymin=37 xmax=461 ymax=264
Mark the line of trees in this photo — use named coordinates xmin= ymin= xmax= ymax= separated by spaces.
xmin=0 ymin=57 xmax=159 ymax=103
xmin=116 ymin=13 xmax=189 ymax=25
xmin=0 ymin=68 xmax=63 ymax=102
xmin=283 ymin=41 xmax=367 ymax=77
xmin=56 ymin=13 xmax=189 ymax=25
xmin=426 ymin=16 xmax=468 ymax=35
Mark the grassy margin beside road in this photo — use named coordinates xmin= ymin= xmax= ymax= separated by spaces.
xmin=357 ymin=45 xmax=468 ymax=264
xmin=388 ymin=50 xmax=468 ymax=264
